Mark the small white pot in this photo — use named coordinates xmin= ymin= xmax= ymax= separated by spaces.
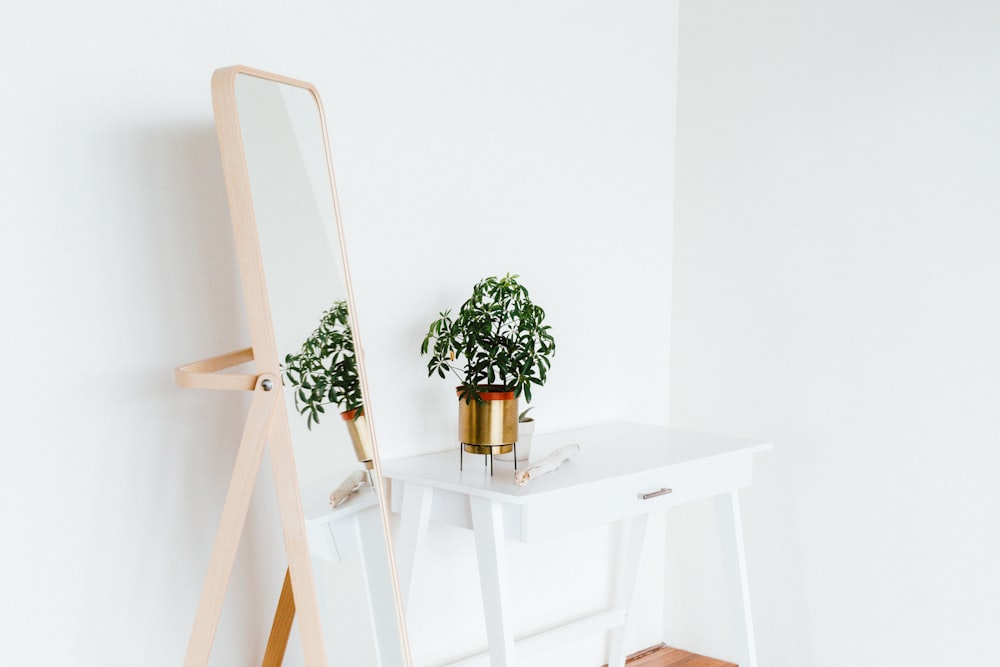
xmin=499 ymin=419 xmax=534 ymax=463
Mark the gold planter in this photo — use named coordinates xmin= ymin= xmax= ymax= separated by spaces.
xmin=457 ymin=386 xmax=517 ymax=455
xmin=341 ymin=408 xmax=374 ymax=470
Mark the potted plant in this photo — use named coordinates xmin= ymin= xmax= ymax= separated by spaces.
xmin=421 ymin=274 xmax=555 ymax=463
xmin=283 ymin=299 xmax=372 ymax=470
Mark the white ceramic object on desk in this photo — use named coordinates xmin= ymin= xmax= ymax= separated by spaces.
xmin=497 ymin=418 xmax=534 ymax=463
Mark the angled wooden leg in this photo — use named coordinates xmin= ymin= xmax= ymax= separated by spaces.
xmin=183 ymin=376 xmax=279 ymax=667
xmin=268 ymin=399 xmax=327 ymax=667
xmin=607 ymin=513 xmax=651 ymax=667
xmin=716 ymin=491 xmax=757 ymax=667
xmin=470 ymin=496 xmax=515 ymax=667
xmin=262 ymin=568 xmax=295 ymax=667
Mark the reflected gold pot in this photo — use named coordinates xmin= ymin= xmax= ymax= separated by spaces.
xmin=457 ymin=386 xmax=517 ymax=454
xmin=341 ymin=408 xmax=374 ymax=470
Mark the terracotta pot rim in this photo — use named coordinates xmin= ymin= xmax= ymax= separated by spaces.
xmin=340 ymin=407 xmax=364 ymax=420
xmin=455 ymin=385 xmax=515 ymax=401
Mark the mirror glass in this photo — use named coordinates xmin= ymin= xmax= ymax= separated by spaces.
xmin=233 ymin=71 xmax=406 ymax=666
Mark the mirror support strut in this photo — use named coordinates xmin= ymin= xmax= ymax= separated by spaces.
xmin=175 ymin=350 xmax=321 ymax=667
xmin=174 ymin=347 xmax=258 ymax=391
xmin=262 ymin=568 xmax=295 ymax=666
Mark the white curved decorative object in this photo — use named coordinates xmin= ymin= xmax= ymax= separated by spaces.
xmin=330 ymin=470 xmax=369 ymax=508
xmin=514 ymin=443 xmax=580 ymax=487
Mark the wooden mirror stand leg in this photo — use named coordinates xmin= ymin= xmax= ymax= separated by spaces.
xmin=175 ymin=350 xmax=328 ymax=667
xmin=262 ymin=569 xmax=295 ymax=667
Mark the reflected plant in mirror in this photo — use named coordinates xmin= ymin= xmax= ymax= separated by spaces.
xmin=421 ymin=274 xmax=555 ymax=460
xmin=284 ymin=300 xmax=373 ymax=471
xmin=284 ymin=300 xmax=361 ymax=426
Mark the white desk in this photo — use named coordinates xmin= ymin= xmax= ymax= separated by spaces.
xmin=382 ymin=422 xmax=771 ymax=667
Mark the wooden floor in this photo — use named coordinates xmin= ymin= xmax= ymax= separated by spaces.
xmin=606 ymin=643 xmax=737 ymax=667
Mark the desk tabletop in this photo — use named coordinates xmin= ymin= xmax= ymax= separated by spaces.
xmin=381 ymin=422 xmax=771 ymax=504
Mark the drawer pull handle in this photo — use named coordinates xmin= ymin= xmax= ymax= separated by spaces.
xmin=640 ymin=487 xmax=673 ymax=500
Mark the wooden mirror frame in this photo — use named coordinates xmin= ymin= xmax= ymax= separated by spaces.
xmin=175 ymin=65 xmax=410 ymax=667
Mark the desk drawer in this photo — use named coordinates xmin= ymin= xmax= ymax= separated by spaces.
xmin=517 ymin=453 xmax=754 ymax=542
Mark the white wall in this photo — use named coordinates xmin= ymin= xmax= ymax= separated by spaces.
xmin=334 ymin=4 xmax=677 ymax=665
xmin=670 ymin=1 xmax=1000 ymax=665
xmin=0 ymin=2 xmax=675 ymax=665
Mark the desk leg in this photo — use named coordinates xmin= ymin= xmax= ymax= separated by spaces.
xmin=716 ymin=491 xmax=757 ymax=667
xmin=396 ymin=483 xmax=433 ymax=615
xmin=607 ymin=513 xmax=650 ymax=667
xmin=358 ymin=507 xmax=407 ymax=667
xmin=470 ymin=496 xmax=515 ymax=667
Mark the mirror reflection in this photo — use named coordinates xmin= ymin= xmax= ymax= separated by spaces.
xmin=283 ymin=299 xmax=373 ymax=481
xmin=233 ymin=72 xmax=405 ymax=666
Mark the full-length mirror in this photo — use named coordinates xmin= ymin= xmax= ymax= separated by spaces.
xmin=212 ymin=66 xmax=408 ymax=666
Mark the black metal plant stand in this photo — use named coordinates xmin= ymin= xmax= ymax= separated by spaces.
xmin=460 ymin=442 xmax=518 ymax=476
